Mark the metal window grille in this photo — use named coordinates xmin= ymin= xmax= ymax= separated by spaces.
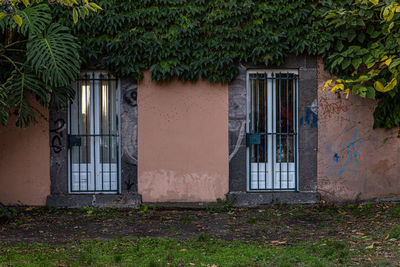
xmin=247 ymin=71 xmax=298 ymax=191
xmin=68 ymin=73 xmax=120 ymax=193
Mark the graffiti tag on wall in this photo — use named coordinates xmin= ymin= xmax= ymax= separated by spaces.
xmin=328 ymin=130 xmax=362 ymax=176
xmin=319 ymin=96 xmax=352 ymax=119
xmin=50 ymin=118 xmax=66 ymax=154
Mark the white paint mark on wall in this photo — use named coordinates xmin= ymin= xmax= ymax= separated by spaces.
xmin=229 ymin=121 xmax=246 ymax=162
xmin=311 ymin=99 xmax=318 ymax=115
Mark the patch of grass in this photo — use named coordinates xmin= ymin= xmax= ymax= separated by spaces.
xmin=181 ymin=216 xmax=195 ymax=223
xmin=205 ymin=197 xmax=234 ymax=213
xmin=310 ymin=238 xmax=350 ymax=264
xmin=0 ymin=237 xmax=362 ymax=266
xmin=197 ymin=233 xmax=211 ymax=242
xmin=248 ymin=217 xmax=257 ymax=224
xmin=346 ymin=203 xmax=376 ymax=217
xmin=0 ymin=206 xmax=17 ymax=221
xmin=388 ymin=225 xmax=400 ymax=239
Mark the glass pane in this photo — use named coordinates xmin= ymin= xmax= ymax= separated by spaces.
xmin=71 ymin=79 xmax=91 ymax=164
xmin=249 ymin=73 xmax=268 ymax=163
xmin=275 ymin=73 xmax=295 ymax=163
xmin=99 ymin=76 xmax=117 ymax=164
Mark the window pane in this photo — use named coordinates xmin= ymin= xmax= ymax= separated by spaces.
xmin=99 ymin=76 xmax=117 ymax=164
xmin=249 ymin=73 xmax=268 ymax=163
xmin=71 ymin=79 xmax=91 ymax=164
xmin=275 ymin=73 xmax=295 ymax=163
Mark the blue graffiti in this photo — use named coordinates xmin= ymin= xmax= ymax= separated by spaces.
xmin=333 ymin=152 xmax=339 ymax=163
xmin=329 ymin=130 xmax=362 ymax=176
xmin=300 ymin=107 xmax=317 ymax=128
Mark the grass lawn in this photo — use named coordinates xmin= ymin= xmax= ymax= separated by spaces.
xmin=1 ymin=234 xmax=400 ymax=266
xmin=1 ymin=203 xmax=400 ymax=266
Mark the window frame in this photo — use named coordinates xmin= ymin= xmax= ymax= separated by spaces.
xmin=246 ymin=69 xmax=299 ymax=192
xmin=67 ymin=71 xmax=122 ymax=194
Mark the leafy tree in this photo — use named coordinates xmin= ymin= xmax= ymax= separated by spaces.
xmin=322 ymin=0 xmax=400 ymax=130
xmin=0 ymin=0 xmax=101 ymax=126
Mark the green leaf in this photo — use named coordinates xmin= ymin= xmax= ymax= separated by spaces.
xmin=18 ymin=4 xmax=51 ymax=36
xmin=352 ymin=58 xmax=362 ymax=70
xmin=374 ymin=80 xmax=385 ymax=92
xmin=357 ymin=33 xmax=366 ymax=43
xmin=27 ymin=24 xmax=80 ymax=87
xmin=337 ymin=41 xmax=344 ymax=52
xmin=22 ymin=0 xmax=30 ymax=7
xmin=342 ymin=59 xmax=351 ymax=69
xmin=73 ymin=8 xmax=78 ymax=24
xmin=388 ymin=22 xmax=394 ymax=33
xmin=0 ymin=84 xmax=10 ymax=126
xmin=89 ymin=2 xmax=102 ymax=10
xmin=366 ymin=86 xmax=376 ymax=99
xmin=4 ymin=69 xmax=49 ymax=127
xmin=0 ymin=13 xmax=6 ymax=21
xmin=13 ymin=15 xmax=23 ymax=27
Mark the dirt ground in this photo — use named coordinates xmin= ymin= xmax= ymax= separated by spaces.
xmin=1 ymin=203 xmax=400 ymax=246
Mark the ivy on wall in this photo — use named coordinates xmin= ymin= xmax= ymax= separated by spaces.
xmin=53 ymin=0 xmax=399 ymax=130
xmin=322 ymin=0 xmax=400 ymax=130
xmin=55 ymin=0 xmax=339 ymax=83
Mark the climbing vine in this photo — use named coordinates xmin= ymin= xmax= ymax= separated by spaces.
xmin=322 ymin=0 xmax=400 ymax=130
xmin=3 ymin=0 xmax=398 ymax=130
xmin=55 ymin=0 xmax=336 ymax=84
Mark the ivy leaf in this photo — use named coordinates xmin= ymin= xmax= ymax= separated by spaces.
xmin=388 ymin=22 xmax=394 ymax=33
xmin=337 ymin=41 xmax=344 ymax=52
xmin=352 ymin=58 xmax=362 ymax=70
xmin=374 ymin=80 xmax=385 ymax=92
xmin=13 ymin=14 xmax=23 ymax=27
xmin=73 ymin=8 xmax=79 ymax=24
xmin=342 ymin=59 xmax=351 ymax=69
xmin=358 ymin=33 xmax=366 ymax=43
xmin=366 ymin=86 xmax=376 ymax=99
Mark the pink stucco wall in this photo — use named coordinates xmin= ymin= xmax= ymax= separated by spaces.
xmin=317 ymin=58 xmax=400 ymax=202
xmin=0 ymin=101 xmax=50 ymax=205
xmin=138 ymin=72 xmax=229 ymax=202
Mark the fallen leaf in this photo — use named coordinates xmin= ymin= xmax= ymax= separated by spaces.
xmin=366 ymin=244 xmax=374 ymax=249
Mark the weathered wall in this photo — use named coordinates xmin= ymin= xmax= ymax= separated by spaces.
xmin=120 ymin=77 xmax=138 ymax=193
xmin=317 ymin=58 xmax=400 ymax=202
xmin=0 ymin=101 xmax=50 ymax=205
xmin=138 ymin=72 xmax=229 ymax=202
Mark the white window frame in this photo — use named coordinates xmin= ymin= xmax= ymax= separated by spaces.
xmin=246 ymin=69 xmax=299 ymax=192
xmin=67 ymin=71 xmax=121 ymax=194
